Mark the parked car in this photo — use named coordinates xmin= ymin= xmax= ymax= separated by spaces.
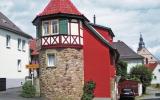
xmin=120 ymin=88 xmax=135 ymax=100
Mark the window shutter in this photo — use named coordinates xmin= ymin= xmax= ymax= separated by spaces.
xmin=59 ymin=19 xmax=68 ymax=35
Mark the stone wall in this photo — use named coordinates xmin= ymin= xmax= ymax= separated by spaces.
xmin=39 ymin=48 xmax=83 ymax=100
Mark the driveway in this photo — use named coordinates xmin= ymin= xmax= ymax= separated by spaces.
xmin=137 ymin=87 xmax=160 ymax=100
xmin=0 ymin=87 xmax=44 ymax=100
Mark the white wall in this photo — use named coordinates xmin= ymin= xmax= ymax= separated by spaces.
xmin=123 ymin=59 xmax=143 ymax=73
xmin=0 ymin=28 xmax=30 ymax=88
xmin=151 ymin=64 xmax=160 ymax=84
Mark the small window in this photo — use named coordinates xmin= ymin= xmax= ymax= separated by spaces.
xmin=22 ymin=40 xmax=26 ymax=51
xmin=52 ymin=20 xmax=59 ymax=34
xmin=6 ymin=35 xmax=11 ymax=48
xmin=47 ymin=53 xmax=56 ymax=67
xmin=159 ymin=69 xmax=160 ymax=72
xmin=42 ymin=21 xmax=50 ymax=35
xmin=18 ymin=38 xmax=21 ymax=50
xmin=154 ymin=76 xmax=157 ymax=80
xmin=17 ymin=59 xmax=21 ymax=72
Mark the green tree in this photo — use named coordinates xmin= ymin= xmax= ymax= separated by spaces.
xmin=116 ymin=60 xmax=127 ymax=77
xmin=130 ymin=65 xmax=152 ymax=94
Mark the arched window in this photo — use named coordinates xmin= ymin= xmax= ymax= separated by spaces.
xmin=146 ymin=58 xmax=148 ymax=64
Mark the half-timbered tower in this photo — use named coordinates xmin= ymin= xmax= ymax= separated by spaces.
xmin=33 ymin=0 xmax=119 ymax=100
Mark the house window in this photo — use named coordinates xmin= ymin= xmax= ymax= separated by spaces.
xmin=159 ymin=69 xmax=160 ymax=72
xmin=52 ymin=20 xmax=59 ymax=34
xmin=59 ymin=19 xmax=68 ymax=35
xmin=6 ymin=35 xmax=11 ymax=48
xmin=154 ymin=76 xmax=157 ymax=80
xmin=18 ymin=38 xmax=21 ymax=50
xmin=47 ymin=53 xmax=56 ymax=67
xmin=22 ymin=40 xmax=26 ymax=51
xmin=42 ymin=21 xmax=49 ymax=35
xmin=17 ymin=59 xmax=21 ymax=72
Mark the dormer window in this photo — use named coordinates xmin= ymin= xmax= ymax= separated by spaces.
xmin=42 ymin=21 xmax=49 ymax=35
xmin=52 ymin=20 xmax=59 ymax=34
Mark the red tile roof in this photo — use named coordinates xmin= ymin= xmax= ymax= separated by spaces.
xmin=38 ymin=0 xmax=82 ymax=16
xmin=145 ymin=63 xmax=158 ymax=71
xmin=29 ymin=39 xmax=39 ymax=56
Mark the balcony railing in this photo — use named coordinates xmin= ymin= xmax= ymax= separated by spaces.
xmin=37 ymin=35 xmax=83 ymax=50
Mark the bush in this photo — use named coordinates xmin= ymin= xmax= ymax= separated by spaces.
xmin=21 ymin=81 xmax=36 ymax=98
xmin=81 ymin=81 xmax=96 ymax=100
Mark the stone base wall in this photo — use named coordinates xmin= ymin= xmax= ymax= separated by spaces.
xmin=39 ymin=48 xmax=83 ymax=100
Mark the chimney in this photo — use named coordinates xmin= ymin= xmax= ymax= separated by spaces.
xmin=93 ymin=15 xmax=96 ymax=24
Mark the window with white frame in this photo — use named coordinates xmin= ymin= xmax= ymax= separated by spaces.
xmin=6 ymin=35 xmax=11 ymax=48
xmin=52 ymin=20 xmax=59 ymax=34
xmin=18 ymin=38 xmax=21 ymax=50
xmin=17 ymin=59 xmax=21 ymax=72
xmin=42 ymin=21 xmax=49 ymax=35
xmin=22 ymin=40 xmax=26 ymax=51
xmin=47 ymin=53 xmax=56 ymax=67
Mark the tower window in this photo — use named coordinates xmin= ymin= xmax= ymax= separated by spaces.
xmin=52 ymin=20 xmax=59 ymax=34
xmin=59 ymin=19 xmax=68 ymax=35
xmin=47 ymin=53 xmax=56 ymax=67
xmin=42 ymin=21 xmax=49 ymax=35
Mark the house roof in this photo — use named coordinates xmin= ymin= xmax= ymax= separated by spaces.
xmin=29 ymin=39 xmax=39 ymax=56
xmin=145 ymin=63 xmax=158 ymax=72
xmin=38 ymin=0 xmax=82 ymax=17
xmin=113 ymin=41 xmax=143 ymax=60
xmin=0 ymin=12 xmax=32 ymax=38
xmin=89 ymin=23 xmax=115 ymax=37
xmin=84 ymin=21 xmax=119 ymax=62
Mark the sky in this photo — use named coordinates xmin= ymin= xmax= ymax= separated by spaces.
xmin=0 ymin=0 xmax=160 ymax=59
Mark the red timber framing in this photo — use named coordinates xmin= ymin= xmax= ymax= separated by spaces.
xmin=37 ymin=34 xmax=83 ymax=49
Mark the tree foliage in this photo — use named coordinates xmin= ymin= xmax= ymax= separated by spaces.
xmin=116 ymin=60 xmax=127 ymax=77
xmin=130 ymin=65 xmax=152 ymax=94
xmin=81 ymin=81 xmax=96 ymax=100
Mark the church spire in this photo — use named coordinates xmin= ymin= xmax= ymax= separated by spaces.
xmin=138 ymin=34 xmax=145 ymax=51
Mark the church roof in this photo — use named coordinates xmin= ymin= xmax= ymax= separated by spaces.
xmin=0 ymin=12 xmax=32 ymax=38
xmin=145 ymin=63 xmax=158 ymax=72
xmin=113 ymin=41 xmax=144 ymax=60
xmin=38 ymin=0 xmax=82 ymax=16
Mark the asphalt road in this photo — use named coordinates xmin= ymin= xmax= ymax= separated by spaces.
xmin=0 ymin=87 xmax=44 ymax=100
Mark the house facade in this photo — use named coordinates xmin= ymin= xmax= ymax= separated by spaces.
xmin=0 ymin=12 xmax=31 ymax=89
xmin=33 ymin=0 xmax=119 ymax=100
xmin=113 ymin=40 xmax=144 ymax=73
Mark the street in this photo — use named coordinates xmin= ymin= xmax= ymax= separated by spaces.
xmin=0 ymin=87 xmax=44 ymax=100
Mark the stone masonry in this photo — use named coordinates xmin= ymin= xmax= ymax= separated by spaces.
xmin=39 ymin=48 xmax=84 ymax=100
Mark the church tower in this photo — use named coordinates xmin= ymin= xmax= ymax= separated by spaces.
xmin=138 ymin=34 xmax=145 ymax=51
xmin=137 ymin=34 xmax=158 ymax=64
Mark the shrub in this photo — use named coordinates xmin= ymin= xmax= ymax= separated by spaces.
xmin=81 ymin=81 xmax=96 ymax=100
xmin=21 ymin=81 xmax=36 ymax=98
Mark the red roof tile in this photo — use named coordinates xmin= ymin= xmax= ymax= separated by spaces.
xmin=145 ymin=63 xmax=158 ymax=71
xmin=38 ymin=0 xmax=82 ymax=16
xmin=29 ymin=39 xmax=39 ymax=56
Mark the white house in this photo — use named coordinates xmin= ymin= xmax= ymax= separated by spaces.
xmin=145 ymin=62 xmax=160 ymax=84
xmin=113 ymin=40 xmax=144 ymax=73
xmin=151 ymin=64 xmax=160 ymax=84
xmin=0 ymin=12 xmax=32 ymax=89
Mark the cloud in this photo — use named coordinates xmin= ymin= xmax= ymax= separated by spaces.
xmin=0 ymin=0 xmax=160 ymax=59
